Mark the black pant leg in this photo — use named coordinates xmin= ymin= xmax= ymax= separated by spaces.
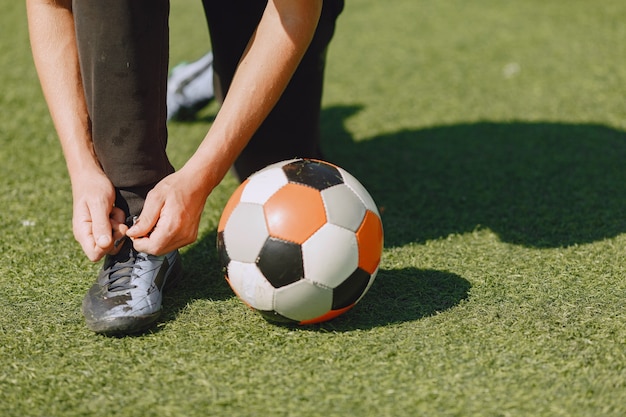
xmin=202 ymin=0 xmax=344 ymax=181
xmin=72 ymin=0 xmax=173 ymax=216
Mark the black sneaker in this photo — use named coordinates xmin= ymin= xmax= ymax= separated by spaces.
xmin=81 ymin=241 xmax=183 ymax=336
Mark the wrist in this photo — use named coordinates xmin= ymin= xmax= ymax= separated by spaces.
xmin=66 ymin=156 xmax=104 ymax=184
xmin=176 ymin=162 xmax=219 ymax=202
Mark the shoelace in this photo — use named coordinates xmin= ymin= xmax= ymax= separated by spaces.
xmin=105 ymin=215 xmax=152 ymax=293
xmin=103 ymin=249 xmax=144 ymax=293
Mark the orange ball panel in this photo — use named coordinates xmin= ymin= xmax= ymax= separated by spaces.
xmin=298 ymin=304 xmax=354 ymax=325
xmin=218 ymin=179 xmax=248 ymax=233
xmin=264 ymin=183 xmax=327 ymax=244
xmin=356 ymin=210 xmax=384 ymax=274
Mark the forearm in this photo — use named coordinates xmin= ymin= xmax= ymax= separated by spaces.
xmin=181 ymin=0 xmax=323 ymax=195
xmin=26 ymin=0 xmax=100 ymax=180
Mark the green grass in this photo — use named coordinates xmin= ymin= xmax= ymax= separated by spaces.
xmin=2 ymin=0 xmax=626 ymax=416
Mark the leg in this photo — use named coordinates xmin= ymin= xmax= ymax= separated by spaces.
xmin=67 ymin=0 xmax=183 ymax=336
xmin=203 ymin=0 xmax=345 ymax=180
xmin=72 ymin=0 xmax=174 ymax=216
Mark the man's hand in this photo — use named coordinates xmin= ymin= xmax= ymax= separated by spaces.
xmin=126 ymin=169 xmax=209 ymax=256
xmin=71 ymin=170 xmax=128 ymax=261
xmin=123 ymin=0 xmax=322 ymax=257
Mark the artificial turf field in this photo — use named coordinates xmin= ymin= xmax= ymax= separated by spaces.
xmin=2 ymin=0 xmax=626 ymax=416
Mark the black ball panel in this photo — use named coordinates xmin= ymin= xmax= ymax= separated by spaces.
xmin=332 ymin=267 xmax=371 ymax=310
xmin=257 ymin=237 xmax=304 ymax=288
xmin=217 ymin=231 xmax=230 ymax=271
xmin=282 ymin=159 xmax=344 ymax=191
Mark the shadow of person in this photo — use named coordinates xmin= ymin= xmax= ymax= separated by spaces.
xmin=317 ymin=268 xmax=471 ymax=331
xmin=162 ymin=246 xmax=470 ymax=330
xmin=159 ymin=230 xmax=233 ymax=325
xmin=159 ymin=104 xmax=626 ymax=331
xmin=161 ymin=227 xmax=470 ymax=330
xmin=321 ymin=105 xmax=626 ymax=248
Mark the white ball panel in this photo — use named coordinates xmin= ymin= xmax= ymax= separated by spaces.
xmin=240 ymin=168 xmax=288 ymax=205
xmin=302 ymin=223 xmax=359 ymax=289
xmin=274 ymin=280 xmax=332 ymax=321
xmin=321 ymin=184 xmax=366 ymax=232
xmin=227 ymin=261 xmax=275 ymax=311
xmin=337 ymin=167 xmax=379 ymax=216
xmin=224 ymin=203 xmax=268 ymax=262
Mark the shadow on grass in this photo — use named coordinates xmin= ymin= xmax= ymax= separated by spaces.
xmin=160 ymin=104 xmax=626 ymax=330
xmin=162 ymin=231 xmax=471 ymax=330
xmin=320 ymin=268 xmax=471 ymax=330
xmin=160 ymin=230 xmax=230 ymax=320
xmin=321 ymin=105 xmax=626 ymax=248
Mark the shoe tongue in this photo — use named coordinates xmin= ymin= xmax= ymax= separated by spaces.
xmin=103 ymin=241 xmax=135 ymax=270
xmin=102 ymin=239 xmax=137 ymax=270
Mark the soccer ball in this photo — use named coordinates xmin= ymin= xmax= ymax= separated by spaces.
xmin=217 ymin=158 xmax=383 ymax=324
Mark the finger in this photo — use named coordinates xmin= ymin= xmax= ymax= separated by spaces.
xmin=91 ymin=203 xmax=114 ymax=250
xmin=132 ymin=232 xmax=186 ymax=257
xmin=130 ymin=235 xmax=163 ymax=256
xmin=109 ymin=207 xmax=130 ymax=255
xmin=110 ymin=207 xmax=127 ymax=227
xmin=74 ymin=223 xmax=107 ymax=262
xmin=130 ymin=210 xmax=174 ymax=255
xmin=73 ymin=211 xmax=108 ymax=262
xmin=132 ymin=214 xmax=198 ymax=256
xmin=127 ymin=201 xmax=161 ymax=239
